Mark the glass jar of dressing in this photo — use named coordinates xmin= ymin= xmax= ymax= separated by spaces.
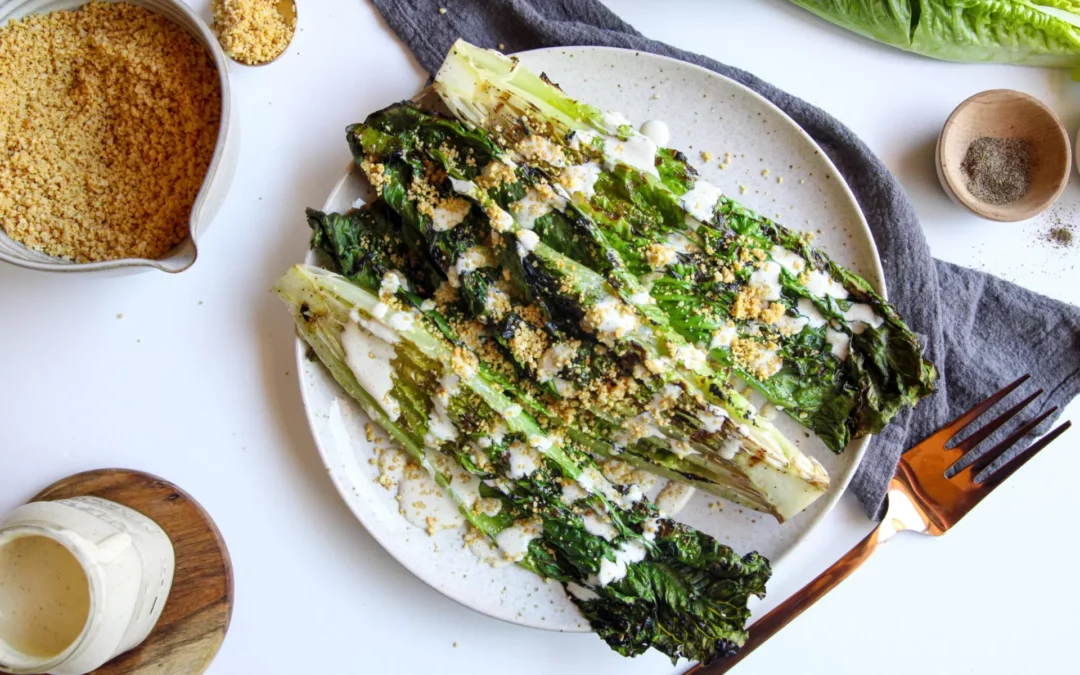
xmin=0 ymin=497 xmax=175 ymax=675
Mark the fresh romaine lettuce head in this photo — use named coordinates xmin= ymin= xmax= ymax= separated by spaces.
xmin=789 ymin=0 xmax=1080 ymax=70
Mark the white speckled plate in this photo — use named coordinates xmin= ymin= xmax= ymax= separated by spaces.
xmin=296 ymin=47 xmax=883 ymax=632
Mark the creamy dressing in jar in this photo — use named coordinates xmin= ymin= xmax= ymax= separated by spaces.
xmin=0 ymin=497 xmax=175 ymax=675
xmin=0 ymin=536 xmax=90 ymax=660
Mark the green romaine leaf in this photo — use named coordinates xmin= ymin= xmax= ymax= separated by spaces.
xmin=789 ymin=0 xmax=1080 ymax=69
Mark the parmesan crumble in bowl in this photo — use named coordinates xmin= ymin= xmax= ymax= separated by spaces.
xmin=0 ymin=0 xmax=238 ymax=274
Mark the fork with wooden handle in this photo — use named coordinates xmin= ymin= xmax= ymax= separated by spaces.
xmin=693 ymin=374 xmax=1072 ymax=674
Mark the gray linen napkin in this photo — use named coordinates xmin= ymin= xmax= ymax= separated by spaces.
xmin=369 ymin=0 xmax=1080 ymax=518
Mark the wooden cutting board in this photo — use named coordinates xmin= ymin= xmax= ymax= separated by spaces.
xmin=33 ymin=469 xmax=233 ymax=675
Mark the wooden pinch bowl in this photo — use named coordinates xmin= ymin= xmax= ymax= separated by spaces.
xmin=937 ymin=89 xmax=1071 ymax=222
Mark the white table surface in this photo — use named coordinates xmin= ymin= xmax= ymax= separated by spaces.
xmin=2 ymin=1 xmax=1077 ymax=673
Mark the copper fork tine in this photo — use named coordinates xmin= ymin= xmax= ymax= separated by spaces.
xmin=934 ymin=374 xmax=1031 ymax=443
xmin=951 ymin=388 xmax=1044 ymax=457
xmin=973 ymin=418 xmax=1072 ymax=487
xmin=957 ymin=405 xmax=1059 ymax=479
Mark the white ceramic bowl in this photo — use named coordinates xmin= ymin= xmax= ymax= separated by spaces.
xmin=0 ymin=0 xmax=238 ymax=274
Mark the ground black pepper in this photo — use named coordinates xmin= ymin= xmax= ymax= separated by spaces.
xmin=960 ymin=137 xmax=1033 ymax=206
xmin=1045 ymin=223 xmax=1075 ymax=249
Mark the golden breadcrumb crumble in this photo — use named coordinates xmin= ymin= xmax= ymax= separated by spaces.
xmin=212 ymin=0 xmax=296 ymax=66
xmin=0 ymin=2 xmax=221 ymax=262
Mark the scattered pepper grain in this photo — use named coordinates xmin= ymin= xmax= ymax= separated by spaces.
xmin=0 ymin=2 xmax=221 ymax=263
xmin=1044 ymin=220 xmax=1076 ymax=249
xmin=1049 ymin=226 xmax=1074 ymax=247
xmin=212 ymin=0 xmax=296 ymax=66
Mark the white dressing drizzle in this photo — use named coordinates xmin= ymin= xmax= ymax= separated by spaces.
xmin=516 ymin=135 xmax=567 ymax=167
xmin=776 ymin=314 xmax=810 ymax=336
xmin=552 ymin=377 xmax=575 ymax=397
xmin=431 ymin=197 xmax=472 ymax=232
xmin=376 ymin=446 xmax=406 ymax=490
xmin=642 ymin=517 xmax=660 ymax=541
xmin=638 ymin=119 xmax=670 ymax=147
xmin=679 ymin=180 xmax=723 ymax=222
xmin=600 ymin=459 xmax=658 ymax=493
xmin=844 ymin=303 xmax=883 ymax=334
xmin=604 ymin=134 xmax=659 ymax=176
xmin=466 ymin=535 xmax=512 ymax=569
xmin=430 ymin=450 xmax=482 ymax=508
xmin=506 ymin=441 xmax=542 ymax=479
xmin=770 ymin=246 xmax=807 ymax=275
xmin=655 ymin=481 xmax=695 ymax=516
xmin=424 ymin=404 xmax=459 ymax=447
xmin=601 ymin=111 xmax=633 ymax=129
xmin=509 ymin=187 xmax=566 ymax=229
xmin=340 ymin=322 xmax=401 ymax=421
xmin=561 ymin=480 xmax=588 ymax=504
xmin=515 ymin=229 xmax=540 ymax=257
xmin=454 ymin=247 xmax=493 ymax=276
xmin=617 ymin=485 xmax=645 ymax=509
xmin=583 ymin=295 xmax=640 ymax=345
xmin=826 ymin=328 xmax=851 ymax=360
xmin=566 ymin=582 xmax=600 ymax=601
xmin=397 ymin=461 xmax=463 ymax=532
xmin=749 ymin=261 xmax=783 ymax=301
xmin=559 ymin=162 xmax=602 ymax=199
xmin=582 ymin=511 xmax=617 ymax=541
xmin=536 ymin=341 xmax=577 ymax=383
xmin=796 ymin=298 xmax=827 ymax=329
xmin=665 ymin=231 xmax=699 ymax=254
xmin=379 ymin=270 xmax=407 ymax=298
xmin=710 ymin=323 xmax=738 ymax=349
xmin=673 ymin=344 xmax=708 ymax=371
xmin=612 ymin=412 xmax=666 ymax=448
xmin=449 ymin=177 xmax=476 ymax=194
xmin=597 ymin=540 xmax=648 ymax=586
xmin=573 ymin=115 xmax=659 ymax=177
xmin=385 ymin=311 xmax=414 ymax=332
xmin=699 ymin=405 xmax=729 ymax=433
xmin=805 ymin=270 xmax=849 ymax=299
xmin=484 ymin=286 xmax=509 ymax=313
xmin=495 ymin=518 xmax=542 ymax=563
xmin=718 ymin=437 xmax=742 ymax=461
xmin=628 ymin=289 xmax=655 ymax=305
